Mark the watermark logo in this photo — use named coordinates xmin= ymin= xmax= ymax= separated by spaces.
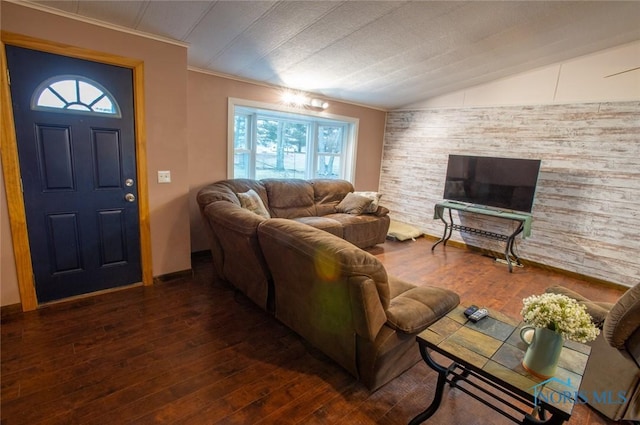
xmin=530 ymin=377 xmax=628 ymax=407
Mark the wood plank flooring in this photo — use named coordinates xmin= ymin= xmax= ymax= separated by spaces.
xmin=1 ymin=237 xmax=630 ymax=424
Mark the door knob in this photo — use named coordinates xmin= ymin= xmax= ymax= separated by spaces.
xmin=125 ymin=193 xmax=136 ymax=202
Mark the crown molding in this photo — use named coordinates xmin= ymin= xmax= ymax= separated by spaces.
xmin=7 ymin=0 xmax=189 ymax=48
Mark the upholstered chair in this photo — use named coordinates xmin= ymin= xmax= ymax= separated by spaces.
xmin=545 ymin=284 xmax=640 ymax=421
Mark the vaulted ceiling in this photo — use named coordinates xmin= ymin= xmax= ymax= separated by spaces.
xmin=27 ymin=1 xmax=640 ymax=109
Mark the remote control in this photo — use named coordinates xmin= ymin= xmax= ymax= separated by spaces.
xmin=464 ymin=305 xmax=479 ymax=318
xmin=468 ymin=308 xmax=488 ymax=322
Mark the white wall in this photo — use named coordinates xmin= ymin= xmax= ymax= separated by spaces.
xmin=404 ymin=40 xmax=640 ymax=109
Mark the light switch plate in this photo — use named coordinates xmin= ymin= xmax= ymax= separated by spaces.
xmin=157 ymin=170 xmax=171 ymax=183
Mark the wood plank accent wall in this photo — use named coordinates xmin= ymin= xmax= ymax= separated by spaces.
xmin=381 ymin=102 xmax=640 ymax=287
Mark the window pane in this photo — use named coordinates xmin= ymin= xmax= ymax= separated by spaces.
xmin=317 ymin=154 xmax=341 ymax=178
xmin=234 ymin=115 xmax=249 ymax=149
xmin=318 ymin=125 xmax=343 ymax=154
xmin=256 ymin=149 xmax=306 ymax=179
xmin=255 ymin=151 xmax=277 ymax=179
xmin=255 ymin=119 xmax=308 ymax=179
xmin=50 ymin=80 xmax=77 ymax=103
xmin=257 ymin=118 xmax=278 ymax=149
xmin=37 ymin=88 xmax=66 ymax=108
xmin=67 ymin=104 xmax=91 ymax=111
xmin=78 ymin=80 xmax=102 ymax=105
xmin=286 ymin=149 xmax=307 ymax=179
xmin=283 ymin=122 xmax=307 ymax=154
xmin=92 ymin=96 xmax=116 ymax=114
xmin=234 ymin=152 xmax=250 ymax=179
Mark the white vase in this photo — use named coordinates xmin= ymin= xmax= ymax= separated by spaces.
xmin=520 ymin=326 xmax=564 ymax=379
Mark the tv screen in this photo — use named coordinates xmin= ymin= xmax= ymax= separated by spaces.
xmin=443 ymin=154 xmax=541 ymax=213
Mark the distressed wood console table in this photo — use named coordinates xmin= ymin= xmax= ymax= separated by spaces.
xmin=431 ymin=201 xmax=532 ymax=272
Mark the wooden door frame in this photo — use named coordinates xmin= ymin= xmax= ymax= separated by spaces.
xmin=1 ymin=32 xmax=153 ymax=311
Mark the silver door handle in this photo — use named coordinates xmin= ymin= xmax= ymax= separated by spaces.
xmin=125 ymin=193 xmax=136 ymax=202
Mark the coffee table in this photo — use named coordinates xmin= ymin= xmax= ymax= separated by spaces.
xmin=409 ymin=306 xmax=591 ymax=425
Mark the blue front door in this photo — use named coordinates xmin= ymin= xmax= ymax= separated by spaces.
xmin=6 ymin=46 xmax=141 ymax=303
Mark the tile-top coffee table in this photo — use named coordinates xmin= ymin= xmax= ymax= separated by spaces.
xmin=409 ymin=306 xmax=591 ymax=425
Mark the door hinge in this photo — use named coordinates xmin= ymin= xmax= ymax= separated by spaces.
xmin=20 ymin=178 xmax=24 ymax=193
xmin=6 ymin=69 xmax=10 ymax=86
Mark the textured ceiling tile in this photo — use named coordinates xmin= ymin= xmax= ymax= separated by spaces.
xmin=75 ymin=0 xmax=147 ymax=28
xmin=273 ymin=2 xmax=461 ymax=90
xmin=210 ymin=0 xmax=341 ymax=76
xmin=135 ymin=1 xmax=214 ymax=41
xmin=252 ymin=1 xmax=407 ymax=84
xmin=334 ymin=2 xmax=553 ymax=91
xmin=185 ymin=1 xmax=278 ymax=69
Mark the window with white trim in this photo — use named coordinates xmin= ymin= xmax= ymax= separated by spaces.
xmin=230 ymin=99 xmax=358 ymax=181
xmin=32 ymin=75 xmax=121 ymax=117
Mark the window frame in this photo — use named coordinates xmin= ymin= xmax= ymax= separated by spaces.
xmin=228 ymin=97 xmax=359 ymax=182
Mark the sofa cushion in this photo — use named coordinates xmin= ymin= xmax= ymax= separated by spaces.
xmin=354 ymin=191 xmax=382 ymax=213
xmin=237 ymin=189 xmax=271 ymax=219
xmin=293 ymin=216 xmax=343 ymax=238
xmin=326 ymin=213 xmax=390 ymax=249
xmin=336 ymin=192 xmax=373 ymax=214
xmin=385 ymin=279 xmax=460 ymax=333
xmin=263 ymin=179 xmax=316 ymax=219
xmin=311 ymin=179 xmax=354 ymax=216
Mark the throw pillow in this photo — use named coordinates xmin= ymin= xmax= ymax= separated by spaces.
xmin=336 ymin=192 xmax=373 ymax=215
xmin=237 ymin=189 xmax=270 ymax=219
xmin=354 ymin=191 xmax=382 ymax=213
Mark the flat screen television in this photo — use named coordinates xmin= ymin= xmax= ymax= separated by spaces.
xmin=443 ymin=154 xmax=541 ymax=213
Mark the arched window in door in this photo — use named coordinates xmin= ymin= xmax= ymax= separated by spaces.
xmin=31 ymin=75 xmax=121 ymax=117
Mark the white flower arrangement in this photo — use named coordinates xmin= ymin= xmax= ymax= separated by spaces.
xmin=521 ymin=293 xmax=600 ymax=343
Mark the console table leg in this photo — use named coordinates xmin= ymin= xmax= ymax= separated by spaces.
xmin=504 ymin=239 xmax=514 ymax=273
xmin=504 ymin=222 xmax=525 ymax=272
xmin=409 ymin=344 xmax=450 ymax=425
xmin=509 ymin=237 xmax=522 ymax=267
xmin=431 ymin=208 xmax=454 ymax=251
xmin=431 ymin=232 xmax=447 ymax=251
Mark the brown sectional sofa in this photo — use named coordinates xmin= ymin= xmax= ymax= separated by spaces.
xmin=197 ymin=178 xmax=460 ymax=390
xmin=196 ymin=178 xmax=390 ymax=310
xmin=258 ymin=218 xmax=460 ymax=390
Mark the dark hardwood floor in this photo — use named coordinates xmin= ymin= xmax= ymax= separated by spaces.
xmin=1 ymin=237 xmax=629 ymax=424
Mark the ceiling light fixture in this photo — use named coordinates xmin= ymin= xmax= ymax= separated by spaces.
xmin=282 ymin=91 xmax=329 ymax=110
xmin=309 ymin=98 xmax=330 ymax=109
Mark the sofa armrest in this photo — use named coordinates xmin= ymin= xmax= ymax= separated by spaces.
xmin=386 ymin=286 xmax=460 ymax=334
xmin=204 ymin=201 xmax=265 ymax=235
xmin=372 ymin=205 xmax=389 ymax=217
xmin=579 ymin=332 xmax=640 ymax=421
xmin=604 ymin=283 xmax=640 ymax=350
xmin=349 ymin=277 xmax=389 ymax=342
